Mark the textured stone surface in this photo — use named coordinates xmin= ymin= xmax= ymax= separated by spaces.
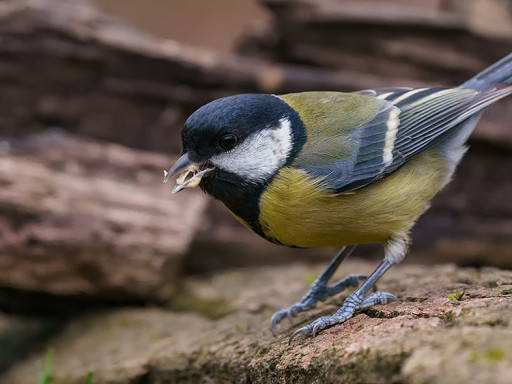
xmin=0 ymin=0 xmax=387 ymax=154
xmin=3 ymin=260 xmax=511 ymax=383
xmin=239 ymin=0 xmax=512 ymax=148
xmin=2 ymin=0 xmax=511 ymax=153
xmin=0 ymin=132 xmax=207 ymax=305
xmin=0 ymin=312 xmax=61 ymax=375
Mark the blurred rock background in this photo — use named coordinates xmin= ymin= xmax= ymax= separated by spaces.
xmin=0 ymin=0 xmax=511 ymax=383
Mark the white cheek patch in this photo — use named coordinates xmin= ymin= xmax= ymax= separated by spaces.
xmin=210 ymin=118 xmax=293 ymax=182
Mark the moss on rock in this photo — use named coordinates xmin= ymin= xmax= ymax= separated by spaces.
xmin=2 ymin=261 xmax=512 ymax=384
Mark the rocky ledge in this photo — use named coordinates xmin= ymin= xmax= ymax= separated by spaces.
xmin=2 ymin=259 xmax=511 ymax=384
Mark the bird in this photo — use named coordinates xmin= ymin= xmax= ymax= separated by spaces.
xmin=164 ymin=53 xmax=512 ymax=342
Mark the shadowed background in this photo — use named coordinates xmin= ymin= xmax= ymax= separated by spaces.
xmin=0 ymin=0 xmax=511 ymax=322
xmin=0 ymin=0 xmax=511 ymax=382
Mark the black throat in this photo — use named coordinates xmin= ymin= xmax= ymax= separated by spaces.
xmin=197 ymin=96 xmax=307 ymax=243
xmin=199 ymin=170 xmax=270 ymax=239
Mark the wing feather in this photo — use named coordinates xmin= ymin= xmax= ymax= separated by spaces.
xmin=302 ymin=85 xmax=512 ymax=192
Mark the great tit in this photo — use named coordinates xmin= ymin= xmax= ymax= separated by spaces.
xmin=164 ymin=53 xmax=512 ymax=341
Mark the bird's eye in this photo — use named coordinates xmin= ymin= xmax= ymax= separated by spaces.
xmin=218 ymin=134 xmax=237 ymax=151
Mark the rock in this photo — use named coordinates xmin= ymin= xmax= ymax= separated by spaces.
xmin=443 ymin=0 xmax=512 ymax=38
xmin=2 ymin=0 xmax=510 ymax=153
xmin=0 ymin=0 xmax=392 ymax=154
xmin=402 ymin=327 xmax=512 ymax=384
xmin=0 ymin=132 xmax=207 ymax=307
xmin=240 ymin=0 xmax=512 ymax=82
xmin=410 ymin=141 xmax=512 ymax=269
xmin=0 ymin=312 xmax=62 ymax=375
xmin=3 ymin=260 xmax=511 ymax=383
xmin=1 ymin=0 xmax=511 ymax=277
xmin=239 ymin=0 xmax=512 ymax=147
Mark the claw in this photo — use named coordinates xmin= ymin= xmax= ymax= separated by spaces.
xmin=270 ymin=306 xmax=300 ymax=336
xmin=270 ymin=312 xmax=283 ymax=337
xmin=270 ymin=307 xmax=294 ymax=336
xmin=311 ymin=316 xmax=333 ymax=337
xmin=289 ymin=327 xmax=308 ymax=345
xmin=387 ymin=293 xmax=398 ymax=302
xmin=270 ymin=275 xmax=366 ymax=337
xmin=271 ymin=246 xmax=363 ymax=338
xmin=360 ymin=291 xmax=398 ymax=308
xmin=285 ymin=259 xmax=398 ymax=342
xmin=312 ymin=323 xmax=321 ymax=338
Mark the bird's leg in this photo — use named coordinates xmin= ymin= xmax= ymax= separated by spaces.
xmin=289 ymin=238 xmax=407 ymax=343
xmin=271 ymin=245 xmax=366 ymax=335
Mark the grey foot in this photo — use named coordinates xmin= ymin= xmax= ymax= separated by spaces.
xmin=270 ymin=274 xmax=366 ymax=336
xmin=289 ymin=291 xmax=398 ymax=344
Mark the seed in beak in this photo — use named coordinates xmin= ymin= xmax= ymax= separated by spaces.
xmin=171 ymin=166 xmax=214 ymax=193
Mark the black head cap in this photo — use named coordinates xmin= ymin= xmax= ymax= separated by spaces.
xmin=182 ymin=94 xmax=304 ymax=162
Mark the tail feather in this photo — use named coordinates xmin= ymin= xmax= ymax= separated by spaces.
xmin=461 ymin=53 xmax=512 ymax=91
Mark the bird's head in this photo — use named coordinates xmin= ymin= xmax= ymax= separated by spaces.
xmin=165 ymin=94 xmax=305 ymax=194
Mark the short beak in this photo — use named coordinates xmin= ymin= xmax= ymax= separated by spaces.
xmin=163 ymin=152 xmax=214 ymax=193
xmin=163 ymin=152 xmax=194 ymax=183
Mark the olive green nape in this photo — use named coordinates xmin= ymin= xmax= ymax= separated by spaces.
xmin=278 ymin=92 xmax=382 ymax=168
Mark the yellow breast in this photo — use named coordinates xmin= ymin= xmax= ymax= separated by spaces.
xmin=258 ymin=148 xmax=448 ymax=247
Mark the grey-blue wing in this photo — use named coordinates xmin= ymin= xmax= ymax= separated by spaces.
xmin=305 ymin=86 xmax=512 ymax=192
